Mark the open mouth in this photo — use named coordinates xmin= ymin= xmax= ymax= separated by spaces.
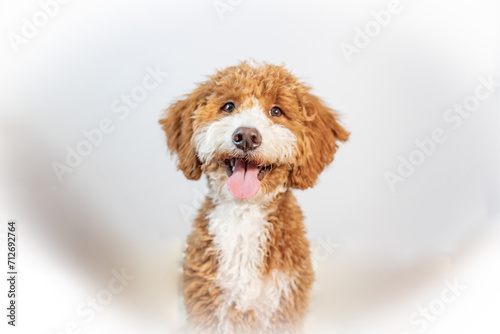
xmin=224 ymin=158 xmax=272 ymax=181
xmin=223 ymin=158 xmax=273 ymax=199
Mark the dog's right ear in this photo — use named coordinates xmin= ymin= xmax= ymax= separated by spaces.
xmin=160 ymin=82 xmax=212 ymax=180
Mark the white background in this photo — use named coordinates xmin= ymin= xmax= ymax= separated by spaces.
xmin=0 ymin=0 xmax=499 ymax=333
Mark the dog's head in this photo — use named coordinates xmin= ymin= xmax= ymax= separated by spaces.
xmin=160 ymin=61 xmax=349 ymax=200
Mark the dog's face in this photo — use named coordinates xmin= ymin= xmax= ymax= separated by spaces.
xmin=160 ymin=62 xmax=349 ymax=200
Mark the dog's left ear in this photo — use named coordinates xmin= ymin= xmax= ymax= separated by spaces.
xmin=159 ymin=83 xmax=212 ymax=180
xmin=289 ymin=92 xmax=349 ymax=189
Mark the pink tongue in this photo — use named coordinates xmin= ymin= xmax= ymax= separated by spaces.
xmin=227 ymin=159 xmax=261 ymax=199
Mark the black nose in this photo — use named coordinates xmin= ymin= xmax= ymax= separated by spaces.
xmin=232 ymin=127 xmax=262 ymax=152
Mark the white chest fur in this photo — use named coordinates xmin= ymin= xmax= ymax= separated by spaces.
xmin=207 ymin=199 xmax=291 ymax=331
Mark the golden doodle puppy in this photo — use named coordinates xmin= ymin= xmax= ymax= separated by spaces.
xmin=160 ymin=61 xmax=349 ymax=334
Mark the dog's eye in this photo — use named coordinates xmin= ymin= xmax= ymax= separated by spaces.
xmin=269 ymin=107 xmax=282 ymax=117
xmin=222 ymin=102 xmax=235 ymax=113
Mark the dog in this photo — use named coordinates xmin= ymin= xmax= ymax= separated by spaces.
xmin=160 ymin=61 xmax=349 ymax=333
